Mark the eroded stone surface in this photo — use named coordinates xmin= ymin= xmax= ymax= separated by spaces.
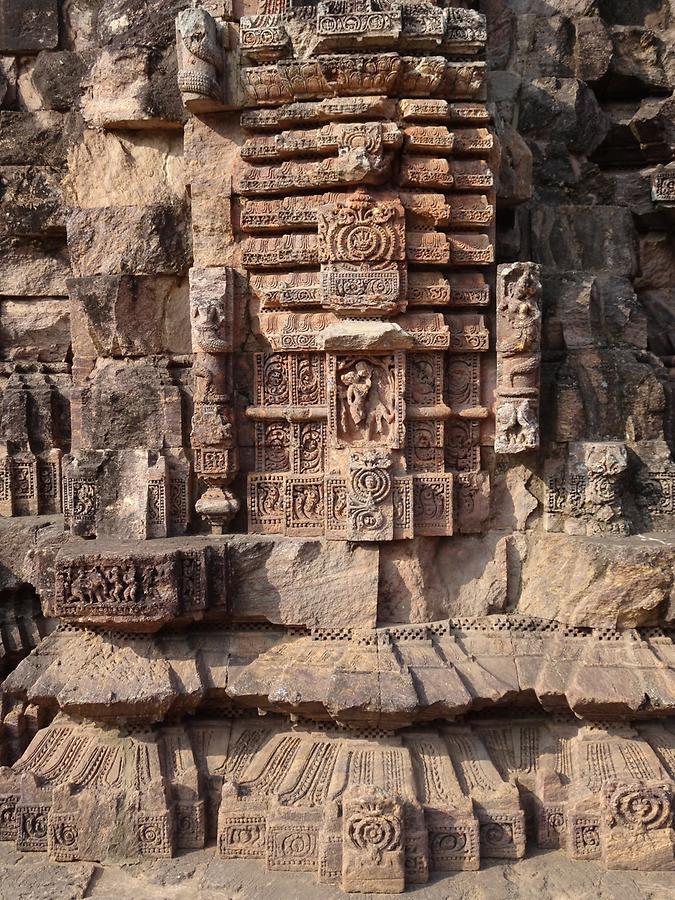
xmin=0 ymin=712 xmax=673 ymax=887
xmin=1 ymin=0 xmax=675 ymax=892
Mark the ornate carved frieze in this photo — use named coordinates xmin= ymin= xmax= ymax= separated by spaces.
xmin=147 ymin=450 xmax=191 ymax=538
xmin=240 ymin=14 xmax=290 ymax=63
xmin=4 ymin=714 xmax=673 ymax=881
xmin=232 ymin=1 xmax=494 ymax=543
xmin=0 ymin=442 xmax=57 ymax=517
xmin=240 ymin=56 xmax=486 ymax=107
xmin=41 ymin=540 xmax=229 ymax=631
xmin=240 ymin=122 xmax=402 ymax=161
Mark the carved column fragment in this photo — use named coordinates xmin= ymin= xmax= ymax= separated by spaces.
xmin=494 ymin=261 xmax=542 ymax=455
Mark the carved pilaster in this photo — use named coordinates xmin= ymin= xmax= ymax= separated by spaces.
xmin=190 ymin=267 xmax=240 ymax=534
xmin=495 ymin=262 xmax=542 ymax=455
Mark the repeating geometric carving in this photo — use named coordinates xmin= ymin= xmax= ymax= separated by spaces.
xmin=238 ymin=7 xmax=494 ymax=542
xmin=2 ymin=714 xmax=673 ymax=883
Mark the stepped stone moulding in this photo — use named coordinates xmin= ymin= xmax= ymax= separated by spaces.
xmin=233 ymin=1 xmax=499 ymax=545
xmin=0 ymin=714 xmax=674 ymax=883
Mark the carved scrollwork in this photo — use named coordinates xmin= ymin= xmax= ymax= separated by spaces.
xmin=604 ymin=783 xmax=673 ymax=832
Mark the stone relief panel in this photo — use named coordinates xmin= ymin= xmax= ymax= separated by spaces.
xmin=495 ymin=262 xmax=542 ymax=456
xmin=231 ymin=1 xmax=497 ymax=541
xmin=545 ymin=442 xmax=630 ymax=535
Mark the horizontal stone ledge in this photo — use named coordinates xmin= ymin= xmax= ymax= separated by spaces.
xmin=5 ymin=615 xmax=674 ymax=726
xmin=29 ymin=533 xmax=379 ymax=633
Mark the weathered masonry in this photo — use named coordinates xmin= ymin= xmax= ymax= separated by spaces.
xmin=1 ymin=0 xmax=675 ymax=893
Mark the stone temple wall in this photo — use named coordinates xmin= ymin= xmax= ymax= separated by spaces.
xmin=0 ymin=0 xmax=675 ymax=892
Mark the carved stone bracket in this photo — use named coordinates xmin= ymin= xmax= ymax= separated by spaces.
xmin=176 ymin=7 xmax=228 ymax=111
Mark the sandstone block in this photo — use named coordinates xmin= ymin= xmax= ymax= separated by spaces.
xmin=0 ymin=237 xmax=69 ymax=297
xmin=30 ymin=50 xmax=88 ymax=112
xmin=378 ymin=535 xmax=508 ymax=624
xmin=97 ymin=0 xmax=189 ymax=50
xmin=546 ymin=347 xmax=665 ymax=443
xmin=516 ymin=533 xmax=675 ymax=628
xmin=228 ymin=535 xmax=379 ymax=630
xmin=606 ymin=26 xmax=670 ymax=96
xmin=0 ymin=112 xmax=80 ymax=167
xmin=0 ymin=0 xmax=58 ymax=53
xmin=636 ymin=232 xmax=675 ymax=291
xmin=71 ymin=359 xmax=185 ymax=451
xmin=0 ymin=298 xmax=70 ymax=362
xmin=82 ymin=46 xmax=184 ymax=129
xmin=543 ymin=271 xmax=646 ymax=350
xmin=65 ymin=129 xmax=186 ymax=209
xmin=66 ymin=204 xmax=191 ymax=277
xmin=0 ymin=166 xmax=64 ymax=236
xmin=61 ymin=448 xmax=190 ymax=541
xmin=530 ymin=206 xmax=638 ymax=276
xmin=68 ymin=274 xmax=190 ymax=358
xmin=519 ymin=77 xmax=610 ymax=154
xmin=598 ymin=1 xmax=669 ymax=27
xmin=573 ymin=16 xmax=613 ymax=82
xmin=496 ymin=124 xmax=533 ymax=206
xmin=640 ymin=289 xmax=675 ymax=361
xmin=518 ymin=15 xmax=576 ymax=79
xmin=594 ymin=98 xmax=674 ymax=168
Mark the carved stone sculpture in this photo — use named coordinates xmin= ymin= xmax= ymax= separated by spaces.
xmin=495 ymin=262 xmax=542 ymax=454
xmin=190 ymin=268 xmax=240 ymax=533
xmin=1 ymin=0 xmax=675 ymax=894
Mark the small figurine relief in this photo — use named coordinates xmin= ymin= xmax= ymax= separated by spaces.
xmin=0 ymin=440 xmax=63 ymax=518
xmin=337 ymin=357 xmax=397 ymax=445
xmin=189 ymin=268 xmax=239 ymax=534
xmin=494 ymin=262 xmax=542 ymax=455
xmin=54 ymin=558 xmax=177 ymax=625
xmin=190 ymin=269 xmax=233 ymax=354
xmin=62 ymin=473 xmax=98 ymax=537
